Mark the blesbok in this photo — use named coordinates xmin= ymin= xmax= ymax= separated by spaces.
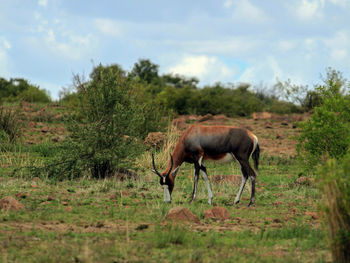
xmin=152 ymin=124 xmax=260 ymax=206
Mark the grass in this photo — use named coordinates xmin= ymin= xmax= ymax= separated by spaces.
xmin=0 ymin=104 xmax=329 ymax=262
xmin=0 ymin=153 xmax=329 ymax=262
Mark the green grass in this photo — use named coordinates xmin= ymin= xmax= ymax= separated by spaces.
xmin=0 ymin=151 xmax=329 ymax=262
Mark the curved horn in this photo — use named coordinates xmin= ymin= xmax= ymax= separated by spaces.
xmin=151 ymin=153 xmax=163 ymax=179
xmin=166 ymin=154 xmax=174 ymax=178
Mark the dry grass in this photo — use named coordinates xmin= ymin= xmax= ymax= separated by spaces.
xmin=137 ymin=125 xmax=181 ymax=174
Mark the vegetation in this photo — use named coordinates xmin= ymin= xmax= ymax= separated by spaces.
xmin=297 ymin=68 xmax=350 ymax=262
xmin=0 ymin=144 xmax=327 ymax=262
xmin=0 ymin=77 xmax=50 ymax=103
xmin=57 ymin=59 xmax=301 ymax=117
xmin=0 ymin=106 xmax=22 ymax=144
xmin=1 ymin=61 xmax=350 ymax=262
xmin=29 ymin=65 xmax=161 ymax=180
xmin=318 ymin=155 xmax=350 ymax=263
xmin=297 ymin=68 xmax=350 ymax=169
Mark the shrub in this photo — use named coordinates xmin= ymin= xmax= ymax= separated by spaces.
xmin=0 ymin=106 xmax=22 ymax=143
xmin=19 ymin=86 xmax=51 ymax=103
xmin=31 ymin=65 xmax=156 ymax=180
xmin=318 ymin=154 xmax=350 ymax=263
xmin=297 ymin=69 xmax=350 ymax=170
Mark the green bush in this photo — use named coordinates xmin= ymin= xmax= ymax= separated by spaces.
xmin=297 ymin=69 xmax=350 ymax=169
xmin=31 ymin=65 xmax=156 ymax=180
xmin=19 ymin=86 xmax=51 ymax=103
xmin=318 ymin=154 xmax=350 ymax=263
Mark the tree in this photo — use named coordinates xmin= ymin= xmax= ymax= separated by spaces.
xmin=33 ymin=65 xmax=149 ymax=179
xmin=129 ymin=59 xmax=159 ymax=84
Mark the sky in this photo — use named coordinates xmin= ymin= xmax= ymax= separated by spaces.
xmin=1 ymin=0 xmax=350 ymax=99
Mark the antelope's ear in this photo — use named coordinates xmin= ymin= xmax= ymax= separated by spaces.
xmin=171 ymin=167 xmax=180 ymax=179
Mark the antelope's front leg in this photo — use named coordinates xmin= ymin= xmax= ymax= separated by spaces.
xmin=190 ymin=164 xmax=200 ymax=203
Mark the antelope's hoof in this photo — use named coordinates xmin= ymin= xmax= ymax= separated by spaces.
xmin=234 ymin=200 xmax=240 ymax=205
xmin=248 ymin=202 xmax=254 ymax=207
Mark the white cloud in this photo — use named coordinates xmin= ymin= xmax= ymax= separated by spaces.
xmin=223 ymin=0 xmax=233 ymax=8
xmin=295 ymin=0 xmax=325 ymax=20
xmin=94 ymin=18 xmax=123 ymax=37
xmin=32 ymin=12 xmax=97 ymax=60
xmin=239 ymin=56 xmax=283 ymax=84
xmin=229 ymin=0 xmax=270 ymax=24
xmin=328 ymin=0 xmax=350 ymax=7
xmin=323 ymin=31 xmax=350 ymax=61
xmin=276 ymin=40 xmax=296 ymax=52
xmin=168 ymin=55 xmax=237 ymax=84
xmin=38 ymin=0 xmax=48 ymax=7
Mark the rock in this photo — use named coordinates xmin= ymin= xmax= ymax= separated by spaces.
xmin=305 ymin=211 xmax=319 ymax=220
xmin=204 ymin=207 xmax=230 ymax=220
xmin=198 ymin=114 xmax=214 ymax=122
xmin=28 ymin=121 xmax=36 ymax=128
xmin=295 ymin=176 xmax=314 ymax=186
xmin=264 ymin=121 xmax=273 ymax=129
xmin=51 ymin=135 xmax=65 ymax=143
xmin=171 ymin=117 xmax=188 ymax=130
xmin=15 ymin=192 xmax=28 ymax=199
xmin=253 ymin=112 xmax=272 ymax=120
xmin=0 ymin=196 xmax=25 ymax=211
xmin=164 ymin=207 xmax=200 ymax=224
xmin=144 ymin=132 xmax=166 ymax=149
xmin=212 ymin=174 xmax=241 ymax=185
xmin=40 ymin=126 xmax=49 ymax=133
xmin=212 ymin=114 xmax=230 ymax=124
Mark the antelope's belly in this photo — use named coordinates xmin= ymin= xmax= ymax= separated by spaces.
xmin=204 ymin=153 xmax=235 ymax=164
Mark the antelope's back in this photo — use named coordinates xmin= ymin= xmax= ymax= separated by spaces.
xmin=182 ymin=125 xmax=254 ymax=155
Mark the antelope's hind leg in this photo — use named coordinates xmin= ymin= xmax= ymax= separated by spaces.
xmin=200 ymin=165 xmax=213 ymax=205
xmin=235 ymin=160 xmax=256 ymax=207
xmin=234 ymin=172 xmax=248 ymax=205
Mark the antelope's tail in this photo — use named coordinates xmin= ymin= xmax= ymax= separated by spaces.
xmin=252 ymin=143 xmax=260 ymax=171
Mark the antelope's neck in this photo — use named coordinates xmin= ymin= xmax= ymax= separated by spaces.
xmin=164 ymin=147 xmax=184 ymax=175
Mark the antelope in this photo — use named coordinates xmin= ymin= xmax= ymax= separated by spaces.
xmin=152 ymin=124 xmax=260 ymax=206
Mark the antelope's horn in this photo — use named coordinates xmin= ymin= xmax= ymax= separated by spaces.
xmin=151 ymin=153 xmax=163 ymax=179
xmin=166 ymin=154 xmax=174 ymax=178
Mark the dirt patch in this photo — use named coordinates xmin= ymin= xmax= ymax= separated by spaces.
xmin=0 ymin=220 xmax=143 ymax=234
xmin=204 ymin=207 xmax=230 ymax=220
xmin=0 ymin=196 xmax=25 ymax=211
xmin=164 ymin=207 xmax=200 ymax=224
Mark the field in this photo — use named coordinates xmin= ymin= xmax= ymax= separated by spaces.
xmin=0 ymin=103 xmax=329 ymax=262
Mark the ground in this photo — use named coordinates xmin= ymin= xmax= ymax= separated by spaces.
xmin=0 ymin=103 xmax=330 ymax=263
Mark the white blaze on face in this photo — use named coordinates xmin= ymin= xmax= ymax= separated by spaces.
xmin=163 ymin=185 xmax=171 ymax=203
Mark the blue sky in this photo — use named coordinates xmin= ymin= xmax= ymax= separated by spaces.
xmin=1 ymin=0 xmax=350 ymax=99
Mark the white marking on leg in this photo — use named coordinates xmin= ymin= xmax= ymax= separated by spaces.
xmin=163 ymin=185 xmax=171 ymax=203
xmin=201 ymin=170 xmax=213 ymax=205
xmin=198 ymin=156 xmax=203 ymax=167
xmin=234 ymin=173 xmax=247 ymax=204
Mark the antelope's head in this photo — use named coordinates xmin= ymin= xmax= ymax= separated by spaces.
xmin=151 ymin=154 xmax=179 ymax=203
